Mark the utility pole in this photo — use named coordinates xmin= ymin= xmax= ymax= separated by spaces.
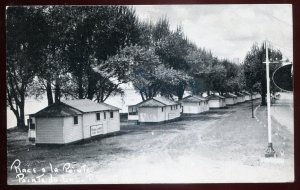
xmin=251 ymin=90 xmax=254 ymax=118
xmin=264 ymin=40 xmax=276 ymax=157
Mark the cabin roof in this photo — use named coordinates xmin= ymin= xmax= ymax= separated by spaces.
xmin=133 ymin=96 xmax=178 ymax=108
xmin=180 ymin=95 xmax=207 ymax=103
xmin=206 ymin=94 xmax=226 ymax=100
xmin=193 ymin=95 xmax=208 ymax=101
xmin=153 ymin=96 xmax=178 ymax=106
xmin=223 ymin=93 xmax=237 ymax=98
xmin=62 ymin=99 xmax=120 ymax=112
xmin=242 ymin=91 xmax=251 ymax=95
xmin=33 ymin=102 xmax=83 ymax=117
xmin=235 ymin=92 xmax=245 ymax=97
xmin=138 ymin=99 xmax=166 ymax=107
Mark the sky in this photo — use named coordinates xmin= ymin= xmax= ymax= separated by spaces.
xmin=133 ymin=4 xmax=293 ymax=63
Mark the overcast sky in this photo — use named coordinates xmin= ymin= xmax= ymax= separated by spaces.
xmin=133 ymin=4 xmax=293 ymax=63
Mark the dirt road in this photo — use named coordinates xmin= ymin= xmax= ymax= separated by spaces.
xmin=7 ymin=99 xmax=294 ymax=184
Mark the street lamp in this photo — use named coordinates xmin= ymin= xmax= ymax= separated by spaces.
xmin=263 ymin=40 xmax=276 ymax=158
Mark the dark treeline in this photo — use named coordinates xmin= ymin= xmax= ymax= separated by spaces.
xmin=6 ymin=6 xmax=282 ymax=129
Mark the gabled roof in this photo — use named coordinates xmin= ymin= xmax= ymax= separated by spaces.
xmin=33 ymin=102 xmax=83 ymax=117
xmin=62 ymin=99 xmax=120 ymax=112
xmin=138 ymin=99 xmax=166 ymax=107
xmin=242 ymin=91 xmax=251 ymax=95
xmin=223 ymin=93 xmax=237 ymax=98
xmin=206 ymin=94 xmax=225 ymax=100
xmin=193 ymin=95 xmax=208 ymax=101
xmin=133 ymin=96 xmax=178 ymax=108
xmin=235 ymin=92 xmax=245 ymax=97
xmin=180 ymin=95 xmax=208 ymax=103
xmin=153 ymin=96 xmax=178 ymax=106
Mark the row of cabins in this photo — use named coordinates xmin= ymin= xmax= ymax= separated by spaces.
xmin=28 ymin=92 xmax=261 ymax=145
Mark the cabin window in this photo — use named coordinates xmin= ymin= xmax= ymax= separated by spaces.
xmin=104 ymin=112 xmax=106 ymax=119
xmin=162 ymin=107 xmax=164 ymax=112
xmin=110 ymin=111 xmax=114 ymax=118
xmin=96 ymin=112 xmax=100 ymax=120
xmin=171 ymin=106 xmax=173 ymax=110
xmin=74 ymin=116 xmax=78 ymax=125
xmin=30 ymin=124 xmax=35 ymax=129
xmin=27 ymin=118 xmax=32 ymax=126
xmin=176 ymin=105 xmax=177 ymax=109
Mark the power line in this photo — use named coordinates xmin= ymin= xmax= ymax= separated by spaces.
xmin=256 ymin=7 xmax=293 ymax=27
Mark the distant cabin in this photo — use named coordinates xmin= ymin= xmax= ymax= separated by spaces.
xmin=254 ymin=92 xmax=261 ymax=99
xmin=128 ymin=96 xmax=181 ymax=123
xmin=242 ymin=91 xmax=251 ymax=101
xmin=205 ymin=94 xmax=226 ymax=108
xmin=223 ymin=93 xmax=238 ymax=105
xmin=179 ymin=95 xmax=209 ymax=114
xmin=235 ymin=92 xmax=245 ymax=103
xmin=29 ymin=99 xmax=120 ymax=145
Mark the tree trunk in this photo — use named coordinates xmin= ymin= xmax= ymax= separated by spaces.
xmin=46 ymin=80 xmax=53 ymax=105
xmin=78 ymin=75 xmax=84 ymax=99
xmin=18 ymin=97 xmax=26 ymax=130
xmin=55 ymin=80 xmax=61 ymax=102
xmin=177 ymin=83 xmax=185 ymax=100
xmin=140 ymin=91 xmax=145 ymax=101
xmin=87 ymin=69 xmax=96 ymax=100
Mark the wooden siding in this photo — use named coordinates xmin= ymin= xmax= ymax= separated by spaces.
xmin=138 ymin=105 xmax=180 ymax=122
xmin=36 ymin=117 xmax=64 ymax=144
xmin=63 ymin=115 xmax=83 ymax=143
xmin=106 ymin=111 xmax=120 ymax=133
xmin=82 ymin=111 xmax=120 ymax=139
xmin=181 ymin=102 xmax=209 ymax=114
xmin=208 ymin=99 xmax=223 ymax=108
xmin=225 ymin=98 xmax=235 ymax=105
xmin=139 ymin=107 xmax=161 ymax=122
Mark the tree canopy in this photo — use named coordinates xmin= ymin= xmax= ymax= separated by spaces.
xmin=7 ymin=5 xmax=253 ymax=128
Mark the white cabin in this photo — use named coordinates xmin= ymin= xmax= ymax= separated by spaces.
xmin=235 ymin=92 xmax=245 ymax=103
xmin=179 ymin=95 xmax=209 ymax=114
xmin=223 ymin=93 xmax=238 ymax=105
xmin=128 ymin=96 xmax=181 ymax=123
xmin=206 ymin=94 xmax=226 ymax=108
xmin=243 ymin=91 xmax=251 ymax=101
xmin=29 ymin=99 xmax=120 ymax=145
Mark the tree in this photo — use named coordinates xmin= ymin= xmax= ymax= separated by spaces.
xmin=65 ymin=6 xmax=140 ymax=100
xmin=155 ymin=26 xmax=191 ymax=99
xmin=243 ymin=42 xmax=282 ymax=105
xmin=105 ymin=45 xmax=190 ymax=101
xmin=6 ymin=7 xmax=48 ymax=129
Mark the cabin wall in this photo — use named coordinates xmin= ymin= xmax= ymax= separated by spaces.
xmin=36 ymin=117 xmax=64 ymax=144
xmin=182 ymin=102 xmax=201 ymax=114
xmin=233 ymin=98 xmax=238 ymax=104
xmin=244 ymin=95 xmax=250 ymax=101
xmin=63 ymin=115 xmax=83 ymax=144
xmin=165 ymin=105 xmax=181 ymax=120
xmin=208 ymin=99 xmax=221 ymax=108
xmin=139 ymin=107 xmax=161 ymax=122
xmin=203 ymin=101 xmax=209 ymax=112
xmin=138 ymin=105 xmax=181 ymax=122
xmin=237 ymin=96 xmax=245 ymax=103
xmin=128 ymin=105 xmax=139 ymax=121
xmin=82 ymin=111 xmax=120 ymax=139
xmin=107 ymin=111 xmax=120 ymax=133
xmin=225 ymin=98 xmax=234 ymax=105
